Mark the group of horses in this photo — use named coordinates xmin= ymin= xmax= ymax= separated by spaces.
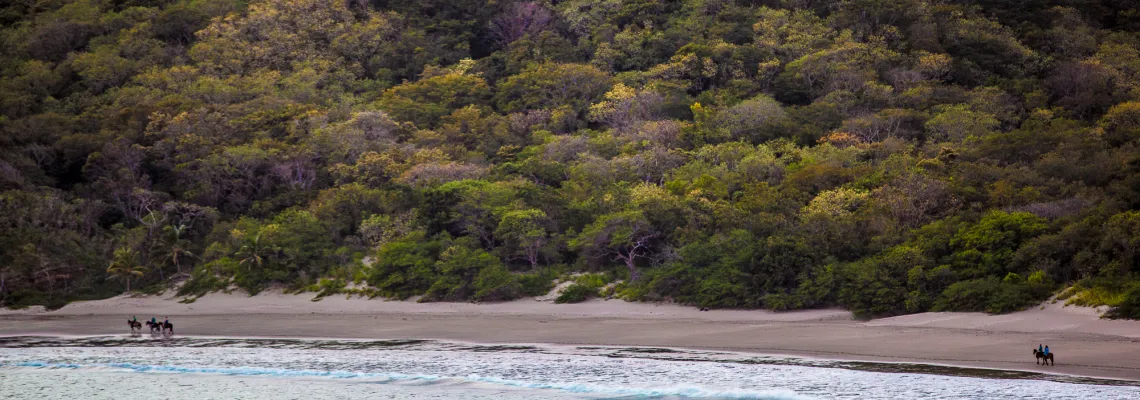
xmin=1033 ymin=349 xmax=1055 ymax=366
xmin=127 ymin=319 xmax=174 ymax=336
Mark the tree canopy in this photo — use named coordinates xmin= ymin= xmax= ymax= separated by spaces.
xmin=3 ymin=0 xmax=1140 ymax=318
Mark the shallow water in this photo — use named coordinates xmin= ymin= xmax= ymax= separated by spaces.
xmin=1 ymin=336 xmax=1137 ymax=399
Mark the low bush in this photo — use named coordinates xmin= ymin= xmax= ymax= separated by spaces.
xmin=1105 ymin=286 xmax=1140 ymax=319
xmin=933 ymin=277 xmax=1054 ymax=314
xmin=473 ymin=264 xmax=522 ymax=301
xmin=1063 ymin=277 xmax=1133 ymax=307
xmin=177 ymin=260 xmax=233 ymax=297
xmin=556 ymin=283 xmax=598 ymax=303
xmin=312 ymin=278 xmax=348 ymax=299
xmin=518 ymin=269 xmax=558 ymax=296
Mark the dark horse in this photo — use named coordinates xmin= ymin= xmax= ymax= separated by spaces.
xmin=1034 ymin=349 xmax=1054 ymax=366
xmin=127 ymin=320 xmax=142 ymax=333
xmin=145 ymin=320 xmax=174 ymax=335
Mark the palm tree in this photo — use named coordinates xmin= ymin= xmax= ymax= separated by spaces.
xmin=158 ymin=224 xmax=196 ymax=276
xmin=236 ymin=233 xmax=277 ymax=272
xmin=106 ymin=247 xmax=147 ymax=292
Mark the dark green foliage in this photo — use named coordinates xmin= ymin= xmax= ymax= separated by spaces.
xmin=473 ymin=264 xmax=522 ymax=301
xmin=933 ymin=277 xmax=1055 ymax=315
xmin=176 ymin=261 xmax=232 ymax=298
xmin=424 ymin=242 xmax=505 ymax=301
xmin=518 ymin=269 xmax=559 ymax=297
xmin=555 ymin=283 xmax=598 ymax=304
xmin=367 ymin=233 xmax=442 ymax=299
xmin=1105 ymin=286 xmax=1140 ymax=319
xmin=3 ymin=0 xmax=1140 ymax=320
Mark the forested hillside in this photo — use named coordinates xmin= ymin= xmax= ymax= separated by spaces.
xmin=3 ymin=0 xmax=1140 ymax=318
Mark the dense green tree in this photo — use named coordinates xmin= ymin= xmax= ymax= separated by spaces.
xmin=496 ymin=62 xmax=613 ymax=113
xmin=106 ymin=247 xmax=146 ymax=292
xmin=571 ymin=210 xmax=660 ymax=281
xmin=495 ymin=208 xmax=551 ymax=269
xmin=3 ymin=0 xmax=1140 ymax=319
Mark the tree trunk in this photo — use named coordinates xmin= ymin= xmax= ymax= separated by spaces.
xmin=126 ymin=278 xmax=131 ymax=293
xmin=527 ymin=245 xmax=539 ymax=270
xmin=625 ymin=255 xmax=639 ymax=282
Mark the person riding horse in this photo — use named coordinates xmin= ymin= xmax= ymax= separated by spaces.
xmin=1033 ymin=346 xmax=1055 ymax=366
xmin=127 ymin=316 xmax=142 ymax=333
xmin=145 ymin=320 xmax=162 ymax=333
xmin=144 ymin=318 xmax=174 ymax=335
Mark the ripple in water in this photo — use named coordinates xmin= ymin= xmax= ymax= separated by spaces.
xmin=1 ymin=336 xmax=1137 ymax=399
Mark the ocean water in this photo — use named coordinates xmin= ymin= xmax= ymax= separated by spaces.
xmin=1 ymin=336 xmax=1137 ymax=399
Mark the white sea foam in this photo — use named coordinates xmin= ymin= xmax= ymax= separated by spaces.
xmin=4 ymin=361 xmax=816 ymax=399
xmin=1 ymin=337 xmax=1137 ymax=399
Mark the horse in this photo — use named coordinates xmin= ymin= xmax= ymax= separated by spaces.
xmin=144 ymin=320 xmax=174 ymax=336
xmin=127 ymin=319 xmax=142 ymax=333
xmin=1034 ymin=349 xmax=1054 ymax=366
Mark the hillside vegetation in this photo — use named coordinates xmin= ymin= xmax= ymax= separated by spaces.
xmin=3 ymin=0 xmax=1140 ymax=318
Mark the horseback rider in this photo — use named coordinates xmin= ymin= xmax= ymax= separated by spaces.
xmin=1038 ymin=344 xmax=1043 ymax=354
xmin=151 ymin=316 xmax=157 ymax=324
xmin=1044 ymin=345 xmax=1050 ymax=355
xmin=132 ymin=316 xmax=137 ymax=323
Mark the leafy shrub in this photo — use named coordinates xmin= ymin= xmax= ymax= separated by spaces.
xmin=518 ymin=269 xmax=558 ymax=296
xmin=695 ymin=268 xmax=756 ymax=309
xmin=602 ymin=281 xmax=628 ymax=298
xmin=312 ymin=278 xmax=348 ymax=300
xmin=836 ymin=260 xmax=909 ymax=318
xmin=1063 ymin=277 xmax=1133 ymax=307
xmin=423 ymin=243 xmax=505 ymax=301
xmin=934 ymin=277 xmax=1054 ymax=314
xmin=762 ymin=293 xmax=804 ymax=311
xmin=1105 ymin=286 xmax=1140 ymax=319
xmin=177 ymin=259 xmax=234 ymax=297
xmin=571 ymin=273 xmax=612 ymax=288
xmin=366 ymin=233 xmax=441 ymax=299
xmin=555 ymin=283 xmax=598 ymax=303
xmin=473 ymin=264 xmax=522 ymax=301
xmin=934 ymin=279 xmax=1002 ymax=312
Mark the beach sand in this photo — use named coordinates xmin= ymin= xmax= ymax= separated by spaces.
xmin=3 ymin=291 xmax=1140 ymax=381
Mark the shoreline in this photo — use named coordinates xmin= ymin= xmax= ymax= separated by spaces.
xmin=2 ymin=334 xmax=1137 ymax=388
xmin=3 ymin=291 xmax=1140 ymax=382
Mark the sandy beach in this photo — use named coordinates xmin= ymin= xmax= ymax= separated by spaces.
xmin=3 ymin=292 xmax=1140 ymax=382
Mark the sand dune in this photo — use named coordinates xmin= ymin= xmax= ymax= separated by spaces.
xmin=3 ymin=291 xmax=1140 ymax=381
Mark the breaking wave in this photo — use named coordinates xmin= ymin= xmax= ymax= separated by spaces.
xmin=3 ymin=336 xmax=1138 ymax=399
xmin=3 ymin=361 xmax=815 ymax=399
